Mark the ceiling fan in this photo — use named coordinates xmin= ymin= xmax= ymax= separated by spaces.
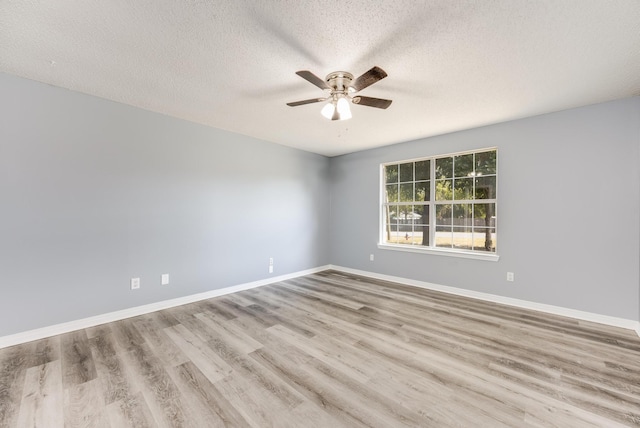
xmin=287 ymin=66 xmax=392 ymax=121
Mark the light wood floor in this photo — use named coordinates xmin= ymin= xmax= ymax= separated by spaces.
xmin=1 ymin=270 xmax=640 ymax=427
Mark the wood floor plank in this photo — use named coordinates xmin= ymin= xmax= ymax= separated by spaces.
xmin=29 ymin=337 xmax=60 ymax=368
xmin=63 ymin=379 xmax=109 ymax=428
xmin=167 ymin=361 xmax=251 ymax=427
xmin=109 ymin=319 xmax=146 ymax=352
xmin=279 ymin=277 xmax=366 ymax=310
xmin=250 ymin=343 xmax=423 ymax=427
xmin=1 ymin=270 xmax=640 ymax=427
xmin=205 ymin=328 xmax=305 ymax=411
xmin=194 ymin=312 xmax=263 ymax=355
xmin=212 ymin=371 xmax=307 ymax=428
xmin=132 ymin=316 xmax=189 ymax=368
xmin=225 ymin=315 xmax=316 ymax=366
xmin=248 ymin=345 xmax=370 ymax=427
xmin=119 ymin=340 xmax=192 ymax=428
xmin=163 ymin=324 xmax=233 ymax=384
xmin=0 ymin=344 xmax=31 ymax=428
xmin=88 ymin=332 xmax=139 ymax=406
xmin=286 ymin=401 xmax=349 ymax=428
xmin=60 ymin=330 xmax=97 ymax=389
xmin=104 ymin=391 xmax=156 ymax=428
xmin=16 ymin=360 xmax=63 ymax=428
xmin=249 ymin=288 xmax=358 ymax=343
xmin=266 ymin=323 xmax=371 ymax=384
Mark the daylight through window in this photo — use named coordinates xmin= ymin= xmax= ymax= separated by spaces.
xmin=381 ymin=148 xmax=497 ymax=255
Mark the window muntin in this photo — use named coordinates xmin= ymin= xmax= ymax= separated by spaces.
xmin=382 ymin=148 xmax=497 ymax=254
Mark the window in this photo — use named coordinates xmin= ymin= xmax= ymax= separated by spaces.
xmin=381 ymin=148 xmax=497 ymax=258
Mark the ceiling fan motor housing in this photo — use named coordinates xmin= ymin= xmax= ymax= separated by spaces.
xmin=325 ymin=71 xmax=354 ymax=94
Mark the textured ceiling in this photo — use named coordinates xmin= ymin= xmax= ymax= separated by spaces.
xmin=1 ymin=1 xmax=640 ymax=157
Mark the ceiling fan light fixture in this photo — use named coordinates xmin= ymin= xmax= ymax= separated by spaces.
xmin=321 ymin=102 xmax=335 ymax=119
xmin=321 ymin=96 xmax=351 ymax=121
xmin=336 ymin=97 xmax=352 ymax=120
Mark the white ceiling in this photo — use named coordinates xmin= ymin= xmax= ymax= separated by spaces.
xmin=1 ymin=1 xmax=639 ymax=157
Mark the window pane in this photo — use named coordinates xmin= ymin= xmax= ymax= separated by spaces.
xmin=435 ymin=157 xmax=453 ymax=179
xmin=474 ymin=176 xmax=496 ymax=200
xmin=399 ymin=183 xmax=413 ymax=202
xmin=474 ymin=228 xmax=496 ymax=252
xmin=408 ymin=205 xmax=422 ymax=224
xmin=476 ymin=150 xmax=496 ymax=175
xmin=435 ymin=179 xmax=453 ymax=201
xmin=398 ymin=205 xmax=412 ymax=223
xmin=399 ymin=162 xmax=413 ymax=182
xmin=436 ymin=226 xmax=452 ymax=248
xmin=474 ymin=203 xmax=496 ymax=228
xmin=387 ymin=230 xmax=403 ymax=244
xmin=417 ymin=225 xmax=429 ymax=246
xmin=413 ymin=204 xmax=428 ymax=225
xmin=387 ymin=204 xmax=398 ymax=224
xmin=436 ymin=204 xmax=452 ymax=225
xmin=386 ymin=184 xmax=398 ymax=202
xmin=414 ymin=181 xmax=429 ymax=202
xmin=413 ymin=205 xmax=429 ymax=246
xmin=454 ymin=177 xmax=473 ymax=200
xmin=454 ymin=154 xmax=474 ymax=177
xmin=383 ymin=205 xmax=395 ymax=243
xmin=453 ymin=203 xmax=472 ymax=227
xmin=404 ymin=229 xmax=426 ymax=246
xmin=415 ymin=160 xmax=430 ymax=180
xmin=385 ymin=164 xmax=398 ymax=184
xmin=452 ymin=226 xmax=473 ymax=250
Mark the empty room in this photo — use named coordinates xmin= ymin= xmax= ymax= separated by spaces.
xmin=1 ymin=1 xmax=640 ymax=427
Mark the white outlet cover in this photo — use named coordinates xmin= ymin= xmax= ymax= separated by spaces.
xmin=130 ymin=277 xmax=140 ymax=289
xmin=161 ymin=274 xmax=169 ymax=285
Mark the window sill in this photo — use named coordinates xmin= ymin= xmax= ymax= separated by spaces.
xmin=377 ymin=243 xmax=500 ymax=262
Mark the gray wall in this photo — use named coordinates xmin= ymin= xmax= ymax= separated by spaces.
xmin=330 ymin=97 xmax=640 ymax=322
xmin=1 ymin=71 xmax=638 ymax=338
xmin=0 ymin=73 xmax=331 ymax=336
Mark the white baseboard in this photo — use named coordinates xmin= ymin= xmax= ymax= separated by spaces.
xmin=329 ymin=265 xmax=640 ymax=338
xmin=0 ymin=265 xmax=331 ymax=349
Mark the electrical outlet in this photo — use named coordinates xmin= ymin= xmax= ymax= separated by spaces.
xmin=161 ymin=274 xmax=169 ymax=285
xmin=269 ymin=257 xmax=274 ymax=273
xmin=370 ymin=254 xmax=374 ymax=261
xmin=130 ymin=277 xmax=140 ymax=290
xmin=506 ymin=272 xmax=515 ymax=282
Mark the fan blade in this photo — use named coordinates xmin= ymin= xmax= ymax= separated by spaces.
xmin=351 ymin=66 xmax=387 ymax=92
xmin=295 ymin=70 xmax=330 ymax=90
xmin=352 ymin=96 xmax=392 ymax=109
xmin=287 ymin=98 xmax=326 ymax=107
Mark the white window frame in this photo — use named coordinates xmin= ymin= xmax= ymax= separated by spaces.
xmin=378 ymin=148 xmax=499 ymax=262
